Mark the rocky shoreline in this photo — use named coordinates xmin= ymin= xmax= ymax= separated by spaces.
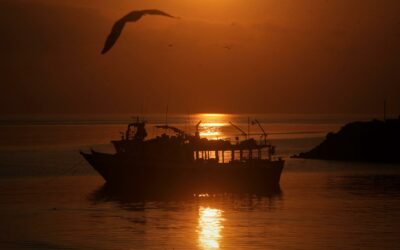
xmin=293 ymin=118 xmax=400 ymax=163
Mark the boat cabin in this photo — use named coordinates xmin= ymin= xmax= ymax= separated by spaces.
xmin=111 ymin=120 xmax=276 ymax=164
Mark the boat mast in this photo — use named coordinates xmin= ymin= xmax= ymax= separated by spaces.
xmin=165 ymin=104 xmax=169 ymax=126
xmin=195 ymin=120 xmax=202 ymax=138
xmin=229 ymin=121 xmax=247 ymax=140
xmin=248 ymin=117 xmax=250 ymax=139
xmin=252 ymin=119 xmax=268 ymax=145
xmin=384 ymin=99 xmax=387 ymax=121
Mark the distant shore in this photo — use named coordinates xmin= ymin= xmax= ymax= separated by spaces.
xmin=293 ymin=118 xmax=400 ymax=163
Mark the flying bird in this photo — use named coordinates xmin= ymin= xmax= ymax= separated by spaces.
xmin=101 ymin=9 xmax=177 ymax=54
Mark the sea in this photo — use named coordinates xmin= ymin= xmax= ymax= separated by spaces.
xmin=0 ymin=113 xmax=399 ymax=250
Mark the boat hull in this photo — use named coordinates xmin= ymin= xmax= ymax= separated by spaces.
xmin=81 ymin=152 xmax=284 ymax=194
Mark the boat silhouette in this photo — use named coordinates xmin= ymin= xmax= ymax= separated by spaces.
xmin=81 ymin=118 xmax=284 ymax=194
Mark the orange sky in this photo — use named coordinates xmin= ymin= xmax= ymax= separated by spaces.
xmin=1 ymin=0 xmax=400 ymax=114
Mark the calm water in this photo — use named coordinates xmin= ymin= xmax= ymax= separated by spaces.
xmin=0 ymin=114 xmax=399 ymax=250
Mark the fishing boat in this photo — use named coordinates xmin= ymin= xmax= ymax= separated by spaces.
xmin=81 ymin=118 xmax=284 ymax=194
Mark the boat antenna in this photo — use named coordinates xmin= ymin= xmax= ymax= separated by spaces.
xmin=195 ymin=120 xmax=202 ymax=138
xmin=185 ymin=109 xmax=191 ymax=134
xmin=140 ymin=104 xmax=144 ymax=122
xmin=384 ymin=99 xmax=387 ymax=121
xmin=165 ymin=104 xmax=169 ymax=126
xmin=229 ymin=121 xmax=247 ymax=140
xmin=252 ymin=119 xmax=268 ymax=144
xmin=248 ymin=117 xmax=250 ymax=138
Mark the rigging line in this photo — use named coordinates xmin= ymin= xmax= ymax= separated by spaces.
xmin=53 ymin=157 xmax=85 ymax=179
xmin=66 ymin=158 xmax=85 ymax=176
xmin=70 ymin=166 xmax=80 ymax=176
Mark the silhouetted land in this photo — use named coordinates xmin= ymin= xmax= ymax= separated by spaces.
xmin=293 ymin=118 xmax=400 ymax=163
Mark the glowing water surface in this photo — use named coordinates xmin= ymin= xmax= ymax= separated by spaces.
xmin=198 ymin=207 xmax=224 ymax=250
xmin=194 ymin=113 xmax=230 ymax=140
xmin=1 ymin=114 xmax=399 ymax=249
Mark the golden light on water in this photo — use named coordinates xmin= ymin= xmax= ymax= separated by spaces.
xmin=198 ymin=207 xmax=224 ymax=250
xmin=197 ymin=193 xmax=210 ymax=198
xmin=194 ymin=113 xmax=230 ymax=140
xmin=200 ymin=123 xmax=226 ymax=127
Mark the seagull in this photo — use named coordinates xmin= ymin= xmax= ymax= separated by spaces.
xmin=101 ymin=9 xmax=177 ymax=54
xmin=223 ymin=45 xmax=232 ymax=50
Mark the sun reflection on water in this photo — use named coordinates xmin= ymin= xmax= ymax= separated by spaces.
xmin=194 ymin=113 xmax=230 ymax=140
xmin=198 ymin=207 xmax=224 ymax=250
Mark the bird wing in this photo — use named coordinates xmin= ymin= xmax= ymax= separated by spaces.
xmin=141 ymin=9 xmax=177 ymax=19
xmin=101 ymin=9 xmax=177 ymax=54
xmin=123 ymin=9 xmax=176 ymax=22
xmin=123 ymin=10 xmax=146 ymax=22
xmin=101 ymin=19 xmax=126 ymax=54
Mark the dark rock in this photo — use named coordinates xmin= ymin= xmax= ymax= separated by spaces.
xmin=293 ymin=118 xmax=400 ymax=163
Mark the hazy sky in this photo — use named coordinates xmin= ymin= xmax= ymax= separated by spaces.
xmin=1 ymin=0 xmax=400 ymax=114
